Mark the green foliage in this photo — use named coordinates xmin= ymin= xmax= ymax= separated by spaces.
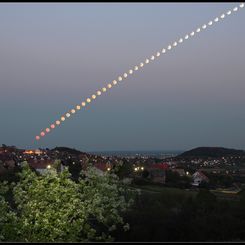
xmin=206 ymin=173 xmax=234 ymax=188
xmin=165 ymin=170 xmax=191 ymax=188
xmin=0 ymin=166 xmax=21 ymax=183
xmin=142 ymin=169 xmax=149 ymax=178
xmin=114 ymin=161 xmax=132 ymax=179
xmin=0 ymin=162 xmax=134 ymax=242
xmin=238 ymin=188 xmax=245 ymax=204
xmin=52 ymin=159 xmax=61 ymax=171
xmin=165 ymin=170 xmax=181 ymax=183
xmin=0 ymin=182 xmax=18 ymax=241
xmin=115 ymin=186 xmax=245 ymax=242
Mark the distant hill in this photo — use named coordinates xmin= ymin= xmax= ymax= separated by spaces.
xmin=51 ymin=147 xmax=86 ymax=156
xmin=177 ymin=147 xmax=245 ymax=158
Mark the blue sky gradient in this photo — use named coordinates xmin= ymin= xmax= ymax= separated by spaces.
xmin=0 ymin=3 xmax=244 ymax=151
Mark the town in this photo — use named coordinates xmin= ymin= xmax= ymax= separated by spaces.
xmin=1 ymin=144 xmax=245 ymax=194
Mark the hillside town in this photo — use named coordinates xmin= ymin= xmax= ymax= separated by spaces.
xmin=1 ymin=144 xmax=245 ymax=192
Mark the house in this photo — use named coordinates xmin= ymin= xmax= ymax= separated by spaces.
xmin=81 ymin=162 xmax=112 ymax=176
xmin=151 ymin=163 xmax=169 ymax=170
xmin=171 ymin=168 xmax=186 ymax=177
xmin=24 ymin=149 xmax=44 ymax=155
xmin=192 ymin=171 xmax=209 ymax=186
xmin=28 ymin=160 xmax=53 ymax=174
xmin=94 ymin=162 xmax=112 ymax=172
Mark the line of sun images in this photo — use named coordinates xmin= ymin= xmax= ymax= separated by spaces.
xmin=36 ymin=3 xmax=244 ymax=141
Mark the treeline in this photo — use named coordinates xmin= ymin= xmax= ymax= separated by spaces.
xmin=113 ymin=187 xmax=245 ymax=242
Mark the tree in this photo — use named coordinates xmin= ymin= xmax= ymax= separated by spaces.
xmin=142 ymin=169 xmax=149 ymax=179
xmin=0 ymin=162 xmax=135 ymax=242
xmin=0 ymin=182 xmax=18 ymax=241
xmin=114 ymin=161 xmax=133 ymax=179
xmin=165 ymin=170 xmax=181 ymax=183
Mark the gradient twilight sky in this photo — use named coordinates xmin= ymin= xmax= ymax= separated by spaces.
xmin=0 ymin=3 xmax=245 ymax=152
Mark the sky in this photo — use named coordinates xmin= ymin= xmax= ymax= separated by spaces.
xmin=0 ymin=3 xmax=245 ymax=152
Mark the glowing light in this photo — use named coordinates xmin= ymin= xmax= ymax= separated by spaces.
xmin=151 ymin=55 xmax=155 ymax=60
xmin=112 ymin=80 xmax=117 ymax=85
xmin=202 ymin=24 xmax=207 ymax=29
xmin=220 ymin=14 xmax=225 ymax=19
xmin=66 ymin=113 xmax=71 ymax=118
xmin=134 ymin=66 xmax=138 ymax=70
xmin=61 ymin=117 xmax=65 ymax=121
xmin=40 ymin=132 xmax=45 ymax=137
xmin=107 ymin=167 xmax=111 ymax=171
xmin=240 ymin=3 xmax=244 ymax=8
xmin=233 ymin=7 xmax=238 ymax=11
xmin=214 ymin=17 xmax=219 ymax=22
xmin=227 ymin=10 xmax=231 ymax=15
xmin=167 ymin=45 xmax=172 ymax=50
xmin=185 ymin=34 xmax=189 ymax=39
xmin=97 ymin=91 xmax=102 ymax=96
xmin=118 ymin=76 xmax=123 ymax=81
xmin=145 ymin=59 xmax=149 ymax=64
xmin=46 ymin=128 xmax=50 ymax=133
xmin=141 ymin=166 xmax=144 ymax=170
xmin=129 ymin=69 xmax=133 ymax=74
xmin=102 ymin=87 xmax=107 ymax=92
xmin=123 ymin=73 xmax=128 ymax=78
xmin=36 ymin=136 xmax=40 ymax=140
xmin=156 ymin=52 xmax=160 ymax=57
xmin=71 ymin=109 xmax=76 ymax=114
xmin=91 ymin=94 xmax=96 ymax=99
xmin=134 ymin=167 xmax=138 ymax=172
xmin=162 ymin=48 xmax=166 ymax=53
xmin=196 ymin=28 xmax=201 ymax=33
xmin=47 ymin=165 xmax=51 ymax=169
xmin=208 ymin=21 xmax=213 ymax=25
xmin=76 ymin=105 xmax=81 ymax=110
xmin=81 ymin=102 xmax=86 ymax=107
xmin=56 ymin=120 xmax=60 ymax=125
xmin=178 ymin=38 xmax=183 ymax=43
xmin=107 ymin=84 xmax=112 ymax=89
xmin=173 ymin=41 xmax=177 ymax=46
xmin=51 ymin=124 xmax=55 ymax=129
xmin=190 ymin=31 xmax=195 ymax=36
xmin=140 ymin=62 xmax=144 ymax=67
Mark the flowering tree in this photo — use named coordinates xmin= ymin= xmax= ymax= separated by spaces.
xmin=0 ymin=162 xmax=135 ymax=242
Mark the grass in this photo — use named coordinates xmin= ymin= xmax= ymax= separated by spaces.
xmin=130 ymin=183 xmax=196 ymax=197
xmin=130 ymin=183 xmax=239 ymax=201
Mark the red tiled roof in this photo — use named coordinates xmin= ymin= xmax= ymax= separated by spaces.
xmin=94 ymin=163 xmax=107 ymax=171
xmin=150 ymin=163 xmax=169 ymax=170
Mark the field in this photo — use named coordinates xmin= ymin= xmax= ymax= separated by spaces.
xmin=130 ymin=183 xmax=240 ymax=201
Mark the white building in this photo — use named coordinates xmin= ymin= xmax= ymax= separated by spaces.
xmin=192 ymin=171 xmax=209 ymax=186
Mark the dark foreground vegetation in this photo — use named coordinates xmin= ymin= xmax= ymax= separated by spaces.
xmin=1 ymin=162 xmax=245 ymax=242
xmin=114 ymin=184 xmax=245 ymax=242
